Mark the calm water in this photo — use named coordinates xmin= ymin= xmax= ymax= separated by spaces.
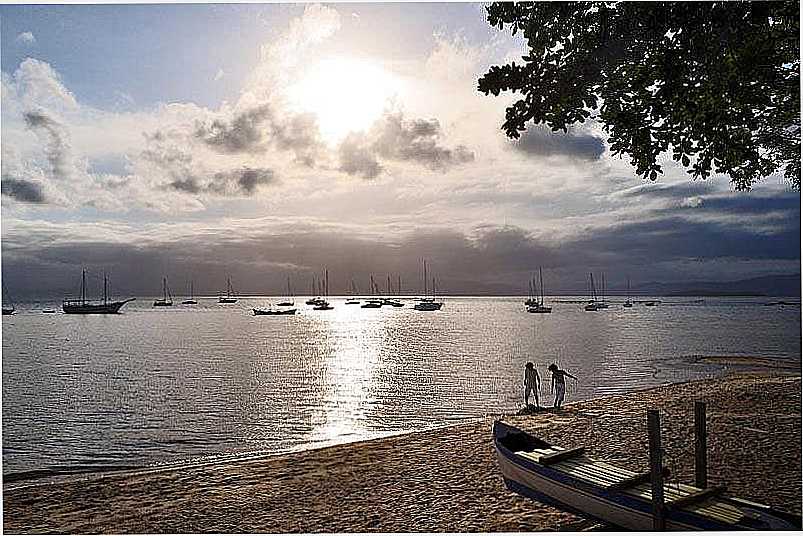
xmin=2 ymin=296 xmax=800 ymax=484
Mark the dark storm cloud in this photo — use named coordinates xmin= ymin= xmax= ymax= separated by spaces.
xmin=167 ymin=167 xmax=275 ymax=196
xmin=513 ymin=124 xmax=605 ymax=160
xmin=3 ymin=189 xmax=798 ymax=298
xmin=1 ymin=176 xmax=46 ymax=203
xmin=22 ymin=109 xmax=71 ymax=179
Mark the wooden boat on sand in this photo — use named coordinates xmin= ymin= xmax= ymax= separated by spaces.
xmin=493 ymin=421 xmax=800 ymax=531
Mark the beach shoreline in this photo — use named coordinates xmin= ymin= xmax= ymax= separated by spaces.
xmin=3 ymin=371 xmax=800 ymax=533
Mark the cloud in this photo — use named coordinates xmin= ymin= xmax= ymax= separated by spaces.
xmin=11 ymin=58 xmax=78 ymax=110
xmin=337 ymin=111 xmax=475 ymax=178
xmin=2 ymin=199 xmax=798 ymax=299
xmin=512 ymin=124 xmax=606 ymax=160
xmin=1 ymin=176 xmax=46 ymax=203
xmin=338 ymin=132 xmax=382 ymax=178
xmin=373 ymin=113 xmax=475 ymax=171
xmin=22 ymin=109 xmax=72 ymax=180
xmin=193 ymin=105 xmax=323 ymax=165
xmin=194 ymin=105 xmax=271 ymax=154
xmin=15 ymin=32 xmax=36 ymax=46
xmin=168 ymin=167 xmax=276 ymax=196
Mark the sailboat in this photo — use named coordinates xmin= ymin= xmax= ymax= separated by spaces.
xmin=346 ymin=279 xmax=360 ymax=305
xmin=219 ymin=277 xmax=238 ymax=303
xmin=362 ymin=275 xmax=382 ymax=308
xmin=63 ymin=269 xmax=135 ymax=314
xmin=414 ymin=260 xmax=443 ymax=311
xmin=313 ymin=269 xmax=334 ymax=310
xmin=277 ymin=276 xmax=294 ymax=307
xmin=623 ymin=277 xmax=633 ymax=308
xmin=527 ymin=267 xmax=552 ymax=313
xmin=382 ymin=274 xmax=404 ymax=307
xmin=153 ymin=277 xmax=173 ymax=306
xmin=596 ymin=273 xmax=609 ymax=309
xmin=181 ymin=280 xmax=198 ymax=305
xmin=2 ymin=280 xmax=15 ymax=315
xmin=524 ymin=274 xmax=538 ymax=306
xmin=584 ymin=273 xmax=599 ymax=311
xmin=306 ymin=275 xmax=325 ymax=306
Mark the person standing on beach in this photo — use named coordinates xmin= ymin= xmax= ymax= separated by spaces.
xmin=548 ymin=363 xmax=576 ymax=408
xmin=524 ymin=362 xmax=540 ymax=407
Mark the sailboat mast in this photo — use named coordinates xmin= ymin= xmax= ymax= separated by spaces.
xmin=539 ymin=267 xmax=545 ymax=305
xmin=325 ymin=269 xmax=329 ymax=297
xmin=103 ymin=271 xmax=108 ymax=305
xmin=398 ymin=275 xmax=401 ymax=296
xmin=423 ymin=259 xmax=428 ymax=295
xmin=590 ymin=272 xmax=596 ymax=301
xmin=602 ymin=273 xmax=606 ymax=304
xmin=387 ymin=274 xmax=391 ymax=295
xmin=82 ymin=269 xmax=87 ymax=304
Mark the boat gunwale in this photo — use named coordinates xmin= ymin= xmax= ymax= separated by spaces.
xmin=492 ymin=421 xmax=760 ymax=531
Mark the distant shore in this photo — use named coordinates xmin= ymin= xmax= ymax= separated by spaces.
xmin=3 ymin=372 xmax=800 ymax=533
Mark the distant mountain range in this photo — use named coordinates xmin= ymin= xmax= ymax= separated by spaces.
xmin=635 ymin=274 xmax=801 ymax=297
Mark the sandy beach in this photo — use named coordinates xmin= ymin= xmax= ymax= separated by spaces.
xmin=3 ymin=371 xmax=800 ymax=533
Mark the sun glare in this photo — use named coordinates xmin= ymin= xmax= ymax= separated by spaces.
xmin=289 ymin=57 xmax=402 ymax=144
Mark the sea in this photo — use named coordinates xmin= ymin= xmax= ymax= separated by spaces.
xmin=2 ymin=296 xmax=800 ymax=486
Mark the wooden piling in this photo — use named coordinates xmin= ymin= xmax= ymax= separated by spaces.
xmin=647 ymin=410 xmax=666 ymax=530
xmin=695 ymin=401 xmax=708 ymax=489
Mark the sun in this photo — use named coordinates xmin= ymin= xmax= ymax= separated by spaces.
xmin=288 ymin=57 xmax=402 ymax=144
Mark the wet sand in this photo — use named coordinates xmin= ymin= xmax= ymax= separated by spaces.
xmin=3 ymin=373 xmax=800 ymax=533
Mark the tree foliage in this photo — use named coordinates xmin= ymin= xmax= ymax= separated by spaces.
xmin=478 ymin=1 xmax=800 ymax=190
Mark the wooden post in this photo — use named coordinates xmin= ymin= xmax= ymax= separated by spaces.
xmin=695 ymin=401 xmax=708 ymax=489
xmin=647 ymin=410 xmax=666 ymax=530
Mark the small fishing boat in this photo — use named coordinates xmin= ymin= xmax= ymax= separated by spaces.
xmin=644 ymin=300 xmax=660 ymax=307
xmin=181 ymin=280 xmax=197 ymax=305
xmin=153 ymin=277 xmax=173 ymax=306
xmin=361 ymin=299 xmax=382 ymax=308
xmin=219 ymin=277 xmax=238 ymax=303
xmin=42 ymin=309 xmax=56 ymax=314
xmin=527 ymin=267 xmax=552 ymax=313
xmin=313 ymin=300 xmax=334 ymax=310
xmin=493 ymin=421 xmax=800 ymax=531
xmin=253 ymin=307 xmax=296 ymax=316
xmin=63 ymin=270 xmax=135 ymax=314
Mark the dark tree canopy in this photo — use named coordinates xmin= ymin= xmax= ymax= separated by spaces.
xmin=478 ymin=1 xmax=800 ymax=190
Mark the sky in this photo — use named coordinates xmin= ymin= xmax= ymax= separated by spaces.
xmin=1 ymin=3 xmax=800 ymax=298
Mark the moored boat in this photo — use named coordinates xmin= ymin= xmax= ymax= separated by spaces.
xmin=181 ymin=280 xmax=198 ymax=305
xmin=253 ymin=307 xmax=296 ymax=315
xmin=219 ymin=276 xmax=238 ymax=303
xmin=153 ymin=277 xmax=173 ymax=306
xmin=492 ymin=421 xmax=800 ymax=531
xmin=62 ymin=270 xmax=135 ymax=314
xmin=527 ymin=267 xmax=552 ymax=313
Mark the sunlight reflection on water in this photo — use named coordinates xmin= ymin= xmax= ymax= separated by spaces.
xmin=2 ymin=296 xmax=800 ymax=482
